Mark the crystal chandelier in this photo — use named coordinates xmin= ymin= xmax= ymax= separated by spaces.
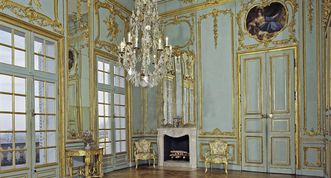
xmin=118 ymin=0 xmax=173 ymax=87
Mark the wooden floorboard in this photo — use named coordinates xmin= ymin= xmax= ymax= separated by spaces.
xmin=104 ymin=167 xmax=319 ymax=178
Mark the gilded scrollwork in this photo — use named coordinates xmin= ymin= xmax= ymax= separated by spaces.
xmin=161 ymin=13 xmax=195 ymax=49
xmin=0 ymin=0 xmax=63 ymax=34
xmin=104 ymin=15 xmax=120 ymax=42
xmin=322 ymin=0 xmax=331 ymax=31
xmin=94 ymin=0 xmax=129 ymax=55
xmin=198 ymin=9 xmax=233 ymax=49
xmin=308 ymin=0 xmax=313 ymax=32
xmin=236 ymin=0 xmax=297 ymax=50
xmin=199 ymin=128 xmax=236 ymax=137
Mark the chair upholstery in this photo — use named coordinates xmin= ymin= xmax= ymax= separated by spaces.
xmin=134 ymin=139 xmax=156 ymax=168
xmin=204 ymin=140 xmax=229 ymax=174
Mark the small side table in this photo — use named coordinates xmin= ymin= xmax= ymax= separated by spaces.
xmin=66 ymin=147 xmax=103 ymax=178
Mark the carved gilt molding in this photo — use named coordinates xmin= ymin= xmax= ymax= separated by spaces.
xmin=161 ymin=13 xmax=195 ymax=49
xmin=236 ymin=0 xmax=297 ymax=50
xmin=323 ymin=0 xmax=331 ymax=31
xmin=0 ymin=0 xmax=63 ymax=34
xmin=308 ymin=0 xmax=313 ymax=32
xmin=199 ymin=128 xmax=236 ymax=137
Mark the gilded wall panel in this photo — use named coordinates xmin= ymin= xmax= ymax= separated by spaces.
xmin=94 ymin=0 xmax=128 ymax=56
xmin=198 ymin=7 xmax=236 ymax=137
xmin=161 ymin=13 xmax=195 ymax=50
xmin=0 ymin=0 xmax=63 ymax=34
xmin=303 ymin=146 xmax=323 ymax=169
xmin=236 ymin=0 xmax=297 ymax=51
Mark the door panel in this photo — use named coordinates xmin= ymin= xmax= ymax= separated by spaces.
xmin=241 ymin=48 xmax=295 ymax=174
xmin=267 ymin=49 xmax=295 ymax=174
xmin=241 ymin=53 xmax=267 ymax=172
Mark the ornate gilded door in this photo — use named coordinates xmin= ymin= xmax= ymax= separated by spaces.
xmin=240 ymin=48 xmax=295 ymax=174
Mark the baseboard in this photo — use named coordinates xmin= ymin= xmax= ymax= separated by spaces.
xmin=296 ymin=169 xmax=325 ymax=177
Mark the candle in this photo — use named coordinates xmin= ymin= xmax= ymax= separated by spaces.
xmin=158 ymin=38 xmax=162 ymax=49
xmin=169 ymin=45 xmax=172 ymax=51
xmin=165 ymin=36 xmax=169 ymax=46
xmin=120 ymin=41 xmax=125 ymax=52
xmin=135 ymin=37 xmax=138 ymax=48
xmin=128 ymin=32 xmax=131 ymax=43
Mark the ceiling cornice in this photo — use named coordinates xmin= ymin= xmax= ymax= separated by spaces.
xmin=106 ymin=0 xmax=132 ymax=14
xmin=159 ymin=0 xmax=233 ymax=17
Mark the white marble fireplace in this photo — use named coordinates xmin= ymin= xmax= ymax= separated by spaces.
xmin=157 ymin=128 xmax=197 ymax=168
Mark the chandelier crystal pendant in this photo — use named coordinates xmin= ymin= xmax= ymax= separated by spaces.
xmin=118 ymin=0 xmax=173 ymax=88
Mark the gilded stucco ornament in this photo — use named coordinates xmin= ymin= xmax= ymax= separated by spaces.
xmin=0 ymin=0 xmax=63 ymax=34
xmin=104 ymin=15 xmax=120 ymax=42
xmin=322 ymin=0 xmax=331 ymax=31
xmin=200 ymin=128 xmax=236 ymax=137
xmin=198 ymin=9 xmax=233 ymax=49
xmin=236 ymin=0 xmax=297 ymax=50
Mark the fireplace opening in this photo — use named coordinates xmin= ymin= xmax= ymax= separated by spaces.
xmin=164 ymin=135 xmax=189 ymax=162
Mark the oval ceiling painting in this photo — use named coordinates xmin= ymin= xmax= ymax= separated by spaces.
xmin=245 ymin=2 xmax=288 ymax=41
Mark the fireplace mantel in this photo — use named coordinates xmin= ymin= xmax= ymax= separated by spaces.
xmin=157 ymin=128 xmax=197 ymax=168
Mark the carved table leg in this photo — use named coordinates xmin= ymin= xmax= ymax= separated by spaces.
xmin=85 ymin=155 xmax=91 ymax=178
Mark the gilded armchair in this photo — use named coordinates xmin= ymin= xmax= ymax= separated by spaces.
xmin=134 ymin=139 xmax=156 ymax=168
xmin=204 ymin=140 xmax=229 ymax=174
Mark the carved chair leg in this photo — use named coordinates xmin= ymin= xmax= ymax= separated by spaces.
xmin=224 ymin=162 xmax=228 ymax=174
xmin=148 ymin=160 xmax=150 ymax=166
xmin=204 ymin=161 xmax=208 ymax=173
xmin=153 ymin=158 xmax=155 ymax=168
xmin=135 ymin=159 xmax=138 ymax=169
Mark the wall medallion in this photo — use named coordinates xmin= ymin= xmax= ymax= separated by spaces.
xmin=245 ymin=2 xmax=288 ymax=41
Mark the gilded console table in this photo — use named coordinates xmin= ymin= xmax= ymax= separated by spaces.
xmin=66 ymin=148 xmax=103 ymax=178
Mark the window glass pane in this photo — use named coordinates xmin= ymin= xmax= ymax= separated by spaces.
xmin=34 ymin=37 xmax=43 ymax=54
xmin=121 ymin=118 xmax=126 ymax=128
xmin=0 ymin=74 xmax=12 ymax=93
xmin=0 ymin=25 xmax=12 ymax=46
xmin=0 ymin=151 xmax=13 ymax=167
xmin=104 ymin=104 xmax=110 ymax=116
xmin=98 ymin=71 xmax=103 ymax=84
xmin=47 ymin=132 xmax=56 ymax=146
xmin=14 ymin=77 xmax=26 ymax=94
xmin=15 ymin=96 xmax=26 ymax=112
xmin=47 ymin=116 xmax=56 ymax=130
xmin=0 ymin=94 xmax=12 ymax=112
xmin=105 ymin=117 xmax=111 ymax=129
xmin=47 ymin=148 xmax=56 ymax=163
xmin=105 ymin=130 xmax=111 ymax=142
xmin=98 ymin=61 xmax=103 ymax=70
xmin=121 ymin=141 xmax=126 ymax=152
xmin=98 ymin=91 xmax=103 ymax=103
xmin=46 ymin=58 xmax=55 ymax=73
xmin=45 ymin=82 xmax=55 ymax=98
xmin=115 ymin=142 xmax=120 ymax=152
xmin=115 ymin=130 xmax=121 ymax=141
xmin=104 ymin=73 xmax=110 ymax=85
xmin=114 ymin=76 xmax=119 ymax=87
xmin=120 ymin=77 xmax=125 ymax=88
xmin=98 ymin=130 xmax=105 ymax=142
xmin=98 ymin=104 xmax=104 ymax=116
xmin=121 ymin=130 xmax=126 ymax=140
xmin=35 ymin=98 xmax=45 ymax=114
xmin=34 ymin=81 xmax=44 ymax=97
xmin=98 ymin=117 xmax=104 ymax=129
xmin=35 ymin=132 xmax=46 ymax=148
xmin=46 ymin=99 xmax=55 ymax=114
xmin=105 ymin=92 xmax=110 ymax=104
xmin=36 ymin=148 xmax=45 ymax=164
xmin=105 ymin=143 xmax=112 ymax=155
xmin=15 ymin=133 xmax=26 ymax=149
xmin=14 ymin=49 xmax=25 ymax=67
xmin=115 ymin=118 xmax=120 ymax=128
xmin=0 ymin=45 xmax=12 ymax=64
xmin=0 ymin=114 xmax=12 ymax=131
xmin=34 ymin=54 xmax=44 ymax=71
xmin=15 ymin=115 xmax=26 ymax=131
xmin=15 ymin=150 xmax=26 ymax=165
xmin=14 ymin=31 xmax=25 ymax=49
xmin=104 ymin=63 xmax=110 ymax=72
xmin=45 ymin=41 xmax=55 ymax=58
xmin=0 ymin=133 xmax=13 ymax=148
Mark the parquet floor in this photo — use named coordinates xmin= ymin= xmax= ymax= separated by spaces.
xmin=104 ymin=167 xmax=319 ymax=178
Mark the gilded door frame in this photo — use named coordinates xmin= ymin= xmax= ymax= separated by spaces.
xmin=237 ymin=45 xmax=299 ymax=171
